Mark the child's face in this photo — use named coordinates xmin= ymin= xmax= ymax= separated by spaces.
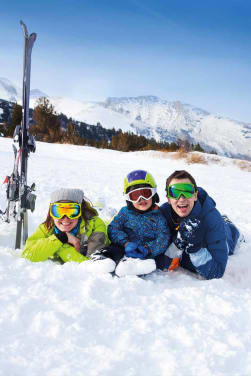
xmin=53 ymin=216 xmax=78 ymax=232
xmin=132 ymin=197 xmax=153 ymax=211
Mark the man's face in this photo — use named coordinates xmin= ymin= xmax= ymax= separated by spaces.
xmin=167 ymin=178 xmax=198 ymax=218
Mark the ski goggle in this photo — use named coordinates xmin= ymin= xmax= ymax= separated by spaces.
xmin=124 ymin=187 xmax=157 ymax=203
xmin=166 ymin=183 xmax=196 ymax=200
xmin=50 ymin=202 xmax=82 ymax=219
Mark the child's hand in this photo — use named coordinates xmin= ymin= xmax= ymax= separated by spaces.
xmin=66 ymin=233 xmax=80 ymax=252
xmin=125 ymin=242 xmax=149 ymax=259
xmin=125 ymin=242 xmax=139 ymax=258
xmin=137 ymin=245 xmax=149 ymax=259
xmin=125 ymin=242 xmax=138 ymax=252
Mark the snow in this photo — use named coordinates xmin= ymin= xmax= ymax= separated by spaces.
xmin=0 ymin=138 xmax=251 ymax=376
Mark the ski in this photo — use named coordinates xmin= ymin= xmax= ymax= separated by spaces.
xmin=15 ymin=21 xmax=37 ymax=249
xmin=0 ymin=21 xmax=37 ymax=249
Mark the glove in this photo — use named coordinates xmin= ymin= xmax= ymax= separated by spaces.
xmin=125 ymin=242 xmax=149 ymax=259
xmin=174 ymin=218 xmax=202 ymax=253
xmin=125 ymin=243 xmax=148 ymax=260
xmin=125 ymin=242 xmax=138 ymax=252
xmin=137 ymin=245 xmax=149 ymax=259
xmin=125 ymin=242 xmax=139 ymax=258
xmin=54 ymin=227 xmax=68 ymax=244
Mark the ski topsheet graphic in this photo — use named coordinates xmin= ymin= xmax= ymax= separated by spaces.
xmin=0 ymin=21 xmax=37 ymax=249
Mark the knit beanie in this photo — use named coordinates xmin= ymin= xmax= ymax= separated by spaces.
xmin=50 ymin=188 xmax=84 ymax=204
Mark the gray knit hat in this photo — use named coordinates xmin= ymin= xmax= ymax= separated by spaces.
xmin=50 ymin=188 xmax=84 ymax=204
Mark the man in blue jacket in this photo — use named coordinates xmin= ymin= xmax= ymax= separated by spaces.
xmin=160 ymin=170 xmax=241 ymax=279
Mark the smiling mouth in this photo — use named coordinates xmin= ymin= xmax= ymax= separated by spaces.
xmin=177 ymin=204 xmax=188 ymax=209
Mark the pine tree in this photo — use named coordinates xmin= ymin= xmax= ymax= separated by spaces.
xmin=63 ymin=121 xmax=77 ymax=144
xmin=32 ymin=97 xmax=62 ymax=142
xmin=193 ymin=143 xmax=205 ymax=152
xmin=0 ymin=122 xmax=12 ymax=137
xmin=11 ymin=103 xmax=22 ymax=126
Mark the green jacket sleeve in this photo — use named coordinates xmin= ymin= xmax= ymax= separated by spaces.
xmin=85 ymin=216 xmax=110 ymax=256
xmin=22 ymin=224 xmax=88 ymax=263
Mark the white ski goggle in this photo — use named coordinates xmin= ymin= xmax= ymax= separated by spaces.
xmin=124 ymin=187 xmax=157 ymax=203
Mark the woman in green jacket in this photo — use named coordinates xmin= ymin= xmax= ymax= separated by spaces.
xmin=22 ymin=188 xmax=113 ymax=270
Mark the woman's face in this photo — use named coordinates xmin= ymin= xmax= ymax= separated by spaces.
xmin=53 ymin=216 xmax=78 ymax=232
xmin=52 ymin=200 xmax=79 ymax=232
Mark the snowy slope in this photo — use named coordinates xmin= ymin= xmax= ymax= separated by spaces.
xmin=0 ymin=138 xmax=250 ymax=376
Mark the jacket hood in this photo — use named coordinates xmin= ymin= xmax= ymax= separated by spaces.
xmin=192 ymin=187 xmax=216 ymax=219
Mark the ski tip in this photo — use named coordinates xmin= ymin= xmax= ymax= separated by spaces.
xmin=20 ymin=20 xmax=28 ymax=37
xmin=20 ymin=20 xmax=37 ymax=41
xmin=20 ymin=20 xmax=26 ymax=28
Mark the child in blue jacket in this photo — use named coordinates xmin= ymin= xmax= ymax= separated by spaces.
xmin=160 ymin=170 xmax=242 ymax=280
xmin=91 ymin=170 xmax=172 ymax=277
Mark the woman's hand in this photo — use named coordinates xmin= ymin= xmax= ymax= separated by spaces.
xmin=66 ymin=233 xmax=81 ymax=252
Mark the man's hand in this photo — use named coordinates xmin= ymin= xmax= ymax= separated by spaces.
xmin=66 ymin=233 xmax=81 ymax=252
xmin=174 ymin=218 xmax=201 ymax=253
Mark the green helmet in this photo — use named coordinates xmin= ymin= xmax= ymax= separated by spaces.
xmin=123 ymin=170 xmax=157 ymax=194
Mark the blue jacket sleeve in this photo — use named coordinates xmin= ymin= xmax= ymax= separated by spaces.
xmin=186 ymin=213 xmax=229 ymax=279
xmin=108 ymin=207 xmax=129 ymax=246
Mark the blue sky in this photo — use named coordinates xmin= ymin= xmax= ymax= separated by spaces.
xmin=1 ymin=0 xmax=251 ymax=122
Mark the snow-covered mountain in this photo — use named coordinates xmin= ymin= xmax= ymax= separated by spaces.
xmin=0 ymin=77 xmax=47 ymax=102
xmin=50 ymin=95 xmax=251 ymax=160
xmin=0 ymin=78 xmax=22 ymax=102
xmin=1 ymin=77 xmax=251 ymax=160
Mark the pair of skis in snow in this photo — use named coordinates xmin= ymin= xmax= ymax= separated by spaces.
xmin=0 ymin=21 xmax=37 ymax=249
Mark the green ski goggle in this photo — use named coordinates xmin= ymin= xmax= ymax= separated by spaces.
xmin=166 ymin=183 xmax=196 ymax=200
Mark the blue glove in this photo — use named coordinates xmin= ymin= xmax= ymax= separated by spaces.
xmin=125 ymin=242 xmax=139 ymax=258
xmin=124 ymin=242 xmax=147 ymax=259
xmin=137 ymin=245 xmax=149 ymax=259
xmin=125 ymin=242 xmax=150 ymax=259
xmin=125 ymin=242 xmax=138 ymax=252
xmin=174 ymin=218 xmax=202 ymax=253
